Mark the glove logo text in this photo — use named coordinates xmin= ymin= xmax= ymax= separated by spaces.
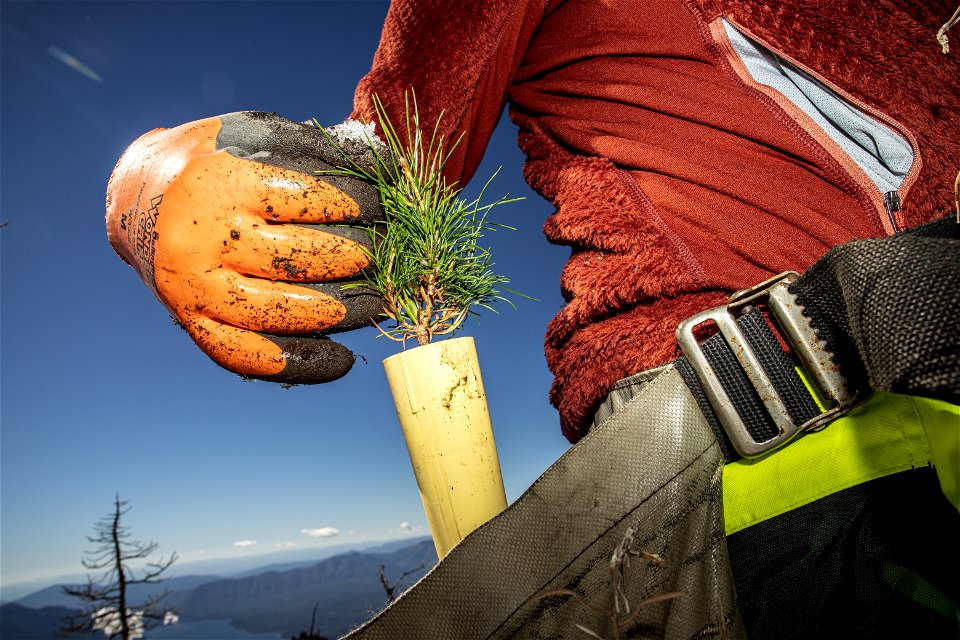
xmin=120 ymin=192 xmax=163 ymax=286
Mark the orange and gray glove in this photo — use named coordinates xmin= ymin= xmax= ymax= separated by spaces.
xmin=106 ymin=112 xmax=383 ymax=383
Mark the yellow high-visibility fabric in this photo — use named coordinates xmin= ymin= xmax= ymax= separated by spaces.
xmin=723 ymin=392 xmax=960 ymax=536
xmin=923 ymin=396 xmax=960 ymax=512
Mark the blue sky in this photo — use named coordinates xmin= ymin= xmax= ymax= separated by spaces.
xmin=0 ymin=1 xmax=571 ymax=590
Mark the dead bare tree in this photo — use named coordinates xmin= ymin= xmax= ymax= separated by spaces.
xmin=61 ymin=495 xmax=178 ymax=639
xmin=378 ymin=562 xmax=426 ymax=603
xmin=290 ymin=603 xmax=329 ymax=640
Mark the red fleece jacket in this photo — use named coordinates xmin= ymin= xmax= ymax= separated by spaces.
xmin=353 ymin=0 xmax=960 ymax=443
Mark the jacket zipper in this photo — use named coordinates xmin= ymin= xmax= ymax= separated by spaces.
xmin=715 ymin=18 xmax=922 ymax=235
xmin=883 ymin=191 xmax=902 ymax=232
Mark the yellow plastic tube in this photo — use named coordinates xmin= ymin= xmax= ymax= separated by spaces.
xmin=383 ymin=336 xmax=507 ymax=558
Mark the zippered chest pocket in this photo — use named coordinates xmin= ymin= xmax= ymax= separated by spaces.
xmin=715 ymin=18 xmax=919 ymax=233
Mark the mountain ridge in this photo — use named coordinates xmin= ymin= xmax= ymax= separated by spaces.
xmin=3 ymin=535 xmax=430 ymax=605
xmin=2 ymin=538 xmax=437 ymax=640
xmin=170 ymin=540 xmax=437 ymax=637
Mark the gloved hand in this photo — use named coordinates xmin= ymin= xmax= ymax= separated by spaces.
xmin=106 ymin=111 xmax=384 ymax=383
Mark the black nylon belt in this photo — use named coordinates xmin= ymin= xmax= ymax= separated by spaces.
xmin=790 ymin=216 xmax=960 ymax=406
xmin=675 ymin=215 xmax=960 ymax=461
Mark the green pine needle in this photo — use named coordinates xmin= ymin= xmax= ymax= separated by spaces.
xmin=318 ymin=91 xmax=524 ymax=347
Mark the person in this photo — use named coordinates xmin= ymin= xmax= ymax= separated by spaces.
xmin=105 ymin=1 xmax=960 ymax=637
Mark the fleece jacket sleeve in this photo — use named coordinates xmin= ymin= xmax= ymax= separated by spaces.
xmin=352 ymin=0 xmax=545 ymax=188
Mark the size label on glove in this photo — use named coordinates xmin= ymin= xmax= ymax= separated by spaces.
xmin=120 ymin=191 xmax=163 ymax=287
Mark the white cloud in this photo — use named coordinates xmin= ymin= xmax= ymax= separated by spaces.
xmin=389 ymin=522 xmax=421 ymax=535
xmin=301 ymin=527 xmax=339 ymax=538
xmin=233 ymin=540 xmax=258 ymax=548
xmin=276 ymin=542 xmax=297 ymax=549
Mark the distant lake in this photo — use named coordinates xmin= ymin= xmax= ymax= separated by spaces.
xmin=149 ymin=619 xmax=284 ymax=640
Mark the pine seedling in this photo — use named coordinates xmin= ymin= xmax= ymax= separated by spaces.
xmin=320 ymin=92 xmax=523 ymax=347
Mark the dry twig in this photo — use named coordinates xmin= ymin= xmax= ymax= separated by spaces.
xmin=527 ymin=525 xmax=683 ymax=639
xmin=953 ymin=169 xmax=959 ymax=223
xmin=936 ymin=5 xmax=960 ymax=53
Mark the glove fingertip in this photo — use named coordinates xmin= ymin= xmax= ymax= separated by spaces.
xmin=181 ymin=314 xmax=355 ymax=384
xmin=295 ymin=282 xmax=383 ymax=333
xmin=258 ymin=334 xmax=357 ymax=385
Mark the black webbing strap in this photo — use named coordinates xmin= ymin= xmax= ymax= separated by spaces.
xmin=676 ymin=215 xmax=960 ymax=461
xmin=675 ymin=308 xmax=821 ymax=461
xmin=789 ymin=215 xmax=960 ymax=405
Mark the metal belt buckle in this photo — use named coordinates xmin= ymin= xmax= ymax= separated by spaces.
xmin=676 ymin=271 xmax=860 ymax=458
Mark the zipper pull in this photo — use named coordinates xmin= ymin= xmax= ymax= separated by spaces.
xmin=883 ymin=191 xmax=902 ymax=232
